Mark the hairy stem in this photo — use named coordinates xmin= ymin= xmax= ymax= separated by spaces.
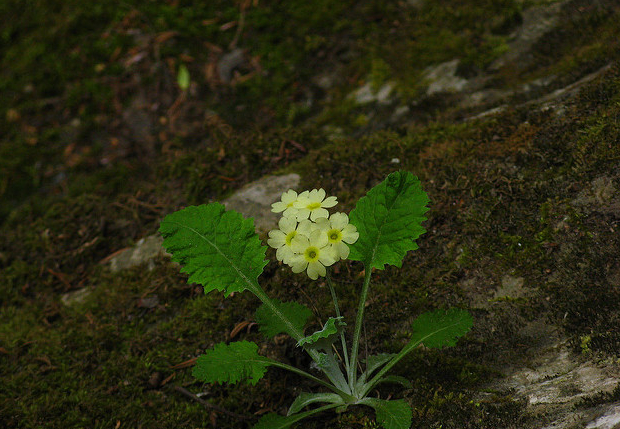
xmin=326 ymin=267 xmax=350 ymax=375
xmin=269 ymin=360 xmax=356 ymax=402
xmin=348 ymin=265 xmax=372 ymax=392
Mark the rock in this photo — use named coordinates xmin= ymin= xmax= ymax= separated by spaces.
xmin=106 ymin=174 xmax=300 ymax=272
xmin=494 ymin=275 xmax=527 ymax=299
xmin=585 ymin=403 xmax=620 ymax=429
xmin=422 ymin=59 xmax=469 ymax=96
xmin=490 ymin=1 xmax=566 ymax=71
xmin=60 ymin=287 xmax=93 ymax=306
xmin=109 ymin=235 xmax=166 ymax=272
xmin=488 ymin=338 xmax=620 ymax=428
xmin=572 ymin=175 xmax=619 ymax=216
xmin=217 ymin=49 xmax=245 ymax=83
xmin=223 ymin=173 xmax=301 ymax=233
xmin=352 ymin=82 xmax=396 ymax=105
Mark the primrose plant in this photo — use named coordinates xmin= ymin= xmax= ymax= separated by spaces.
xmin=159 ymin=171 xmax=473 ymax=429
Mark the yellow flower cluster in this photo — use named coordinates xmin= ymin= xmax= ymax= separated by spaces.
xmin=268 ymin=189 xmax=359 ymax=279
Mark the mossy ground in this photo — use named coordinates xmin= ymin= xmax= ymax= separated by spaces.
xmin=2 ymin=0 xmax=620 ymax=428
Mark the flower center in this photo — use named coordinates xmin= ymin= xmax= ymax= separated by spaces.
xmin=304 ymin=246 xmax=319 ymax=262
xmin=307 ymin=202 xmax=322 ymax=210
xmin=328 ymin=229 xmax=342 ymax=243
xmin=285 ymin=231 xmax=297 ymax=246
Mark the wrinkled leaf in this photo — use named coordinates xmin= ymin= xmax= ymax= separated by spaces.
xmin=297 ymin=317 xmax=346 ymax=350
xmin=349 ymin=171 xmax=429 ymax=270
xmin=159 ymin=203 xmax=267 ymax=296
xmin=409 ymin=308 xmax=473 ymax=349
xmin=361 ymin=398 xmax=412 ymax=429
xmin=192 ymin=341 xmax=272 ymax=386
xmin=255 ymin=299 xmax=312 ymax=338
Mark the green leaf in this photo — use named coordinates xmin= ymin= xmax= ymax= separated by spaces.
xmin=361 ymin=308 xmax=473 ymax=396
xmin=317 ymin=352 xmax=351 ymax=394
xmin=297 ymin=317 xmax=346 ymax=350
xmin=361 ymin=398 xmax=412 ymax=429
xmin=356 ymin=353 xmax=395 ymax=391
xmin=159 ymin=203 xmax=268 ymax=297
xmin=254 ymin=404 xmax=343 ymax=429
xmin=255 ymin=299 xmax=313 ymax=338
xmin=349 ymin=171 xmax=429 ymax=270
xmin=192 ymin=341 xmax=272 ymax=386
xmin=177 ymin=64 xmax=190 ymax=90
xmin=374 ymin=375 xmax=412 ymax=389
xmin=287 ymin=392 xmax=344 ymax=416
xmin=409 ymin=308 xmax=473 ymax=349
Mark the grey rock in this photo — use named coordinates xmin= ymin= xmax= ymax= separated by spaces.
xmin=223 ymin=173 xmax=301 ymax=233
xmin=60 ymin=287 xmax=93 ymax=306
xmin=217 ymin=49 xmax=245 ymax=83
xmin=109 ymin=235 xmax=166 ymax=272
xmin=489 ymin=338 xmax=620 ymax=428
xmin=572 ymin=175 xmax=620 ymax=217
xmin=494 ymin=275 xmax=527 ymax=299
xmin=352 ymin=82 xmax=396 ymax=105
xmin=490 ymin=1 xmax=566 ymax=71
xmin=422 ymin=59 xmax=469 ymax=96
xmin=585 ymin=403 xmax=620 ymax=429
xmin=106 ymin=174 xmax=301 ymax=272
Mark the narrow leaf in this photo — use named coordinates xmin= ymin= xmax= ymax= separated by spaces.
xmin=317 ymin=352 xmax=351 ymax=394
xmin=365 ymin=353 xmax=396 ymax=376
xmin=297 ymin=317 xmax=346 ymax=350
xmin=254 ymin=404 xmax=343 ymax=429
xmin=255 ymin=299 xmax=313 ymax=338
xmin=349 ymin=171 xmax=429 ymax=270
xmin=287 ymin=392 xmax=344 ymax=416
xmin=374 ymin=375 xmax=412 ymax=389
xmin=159 ymin=203 xmax=268 ymax=296
xmin=361 ymin=398 xmax=412 ymax=429
xmin=409 ymin=308 xmax=473 ymax=349
xmin=356 ymin=353 xmax=396 ymax=390
xmin=192 ymin=341 xmax=272 ymax=386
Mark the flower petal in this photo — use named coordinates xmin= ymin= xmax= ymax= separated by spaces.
xmin=309 ymin=228 xmax=328 ymax=248
xmin=281 ymin=189 xmax=298 ymax=204
xmin=307 ymin=261 xmax=325 ymax=279
xmin=271 ymin=201 xmax=288 ymax=213
xmin=297 ymin=219 xmax=315 ymax=237
xmin=322 ymin=196 xmax=338 ymax=208
xmin=291 ymin=234 xmax=310 ymax=253
xmin=277 ymin=246 xmax=296 ymax=264
xmin=329 ymin=212 xmax=348 ymax=229
xmin=334 ymin=241 xmax=350 ymax=259
xmin=318 ymin=248 xmax=337 ymax=266
xmin=278 ymin=216 xmax=297 ymax=233
xmin=341 ymin=224 xmax=359 ymax=244
xmin=267 ymin=230 xmax=286 ymax=248
xmin=282 ymin=206 xmax=300 ymax=219
xmin=310 ymin=208 xmax=329 ymax=221
xmin=295 ymin=208 xmax=311 ymax=220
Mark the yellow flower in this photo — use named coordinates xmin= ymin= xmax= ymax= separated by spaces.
xmin=293 ymin=188 xmax=338 ymax=221
xmin=271 ymin=189 xmax=301 ymax=220
xmin=289 ymin=228 xmax=337 ymax=279
xmin=315 ymin=212 xmax=359 ymax=260
xmin=267 ymin=216 xmax=299 ymax=265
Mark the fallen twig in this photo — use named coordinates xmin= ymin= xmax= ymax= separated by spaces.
xmin=171 ymin=385 xmax=252 ymax=420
